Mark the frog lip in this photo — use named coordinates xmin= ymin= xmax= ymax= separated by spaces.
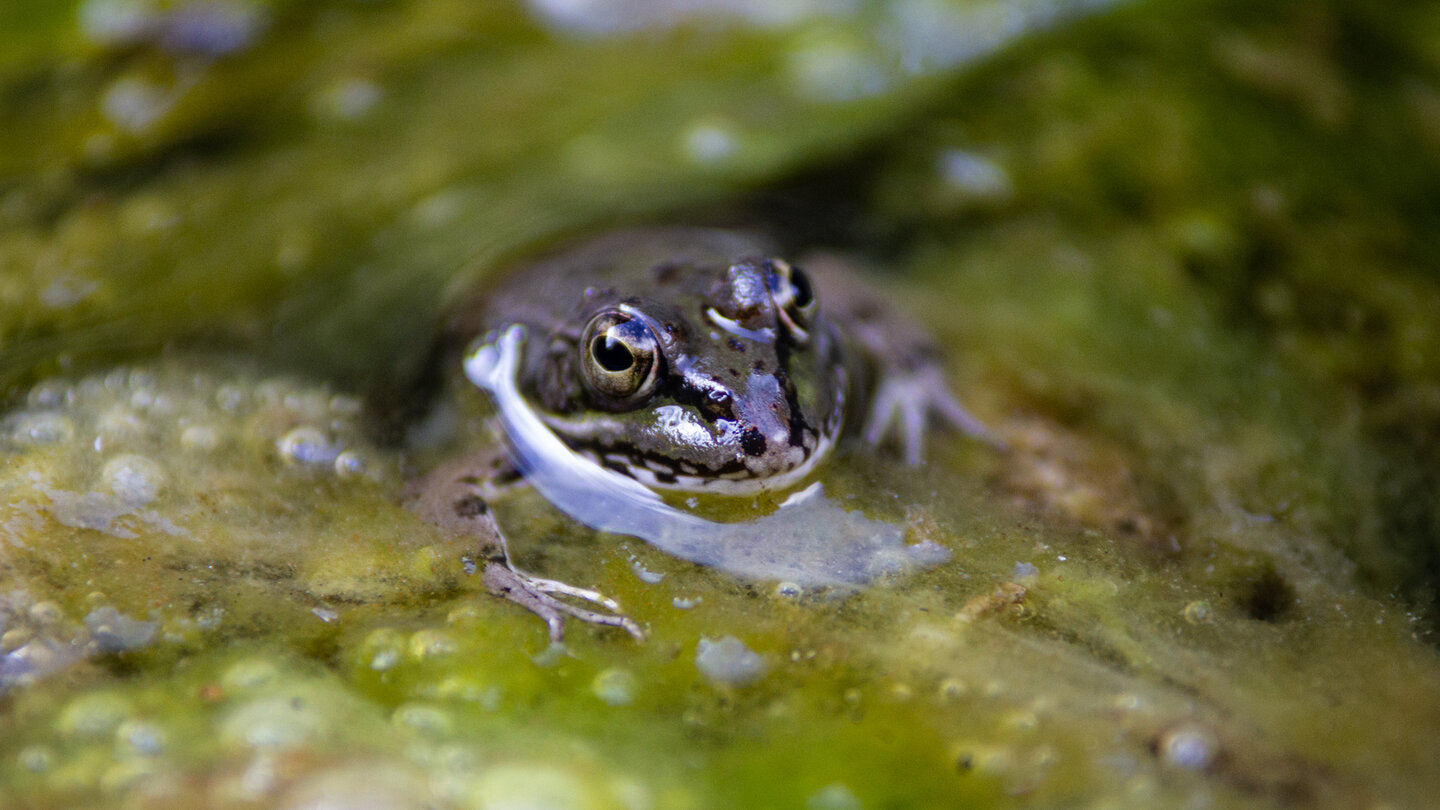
xmin=570 ymin=428 xmax=837 ymax=495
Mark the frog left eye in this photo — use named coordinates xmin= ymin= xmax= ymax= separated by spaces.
xmin=579 ymin=309 xmax=663 ymax=406
xmin=766 ymin=259 xmax=817 ymax=340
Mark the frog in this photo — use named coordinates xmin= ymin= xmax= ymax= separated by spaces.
xmin=407 ymin=227 xmax=999 ymax=642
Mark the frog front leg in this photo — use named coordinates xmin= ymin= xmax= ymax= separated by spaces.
xmin=803 ymin=253 xmax=1006 ymax=463
xmin=409 ymin=452 xmax=645 ymax=642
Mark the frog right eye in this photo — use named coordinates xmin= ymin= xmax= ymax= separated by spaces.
xmin=580 ymin=309 xmax=663 ymax=406
xmin=765 ymin=258 xmax=817 ymax=341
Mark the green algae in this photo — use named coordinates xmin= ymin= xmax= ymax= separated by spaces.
xmin=5 ymin=0 xmax=1440 ymax=808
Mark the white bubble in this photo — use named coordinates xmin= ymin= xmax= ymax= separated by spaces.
xmin=683 ymin=122 xmax=738 ymax=165
xmin=807 ymin=783 xmax=862 ymax=810
xmin=102 ymin=454 xmax=166 ymax=505
xmin=936 ymin=149 xmax=1013 ymax=200
xmin=179 ymin=424 xmax=223 ymax=452
xmin=116 ymin=719 xmax=166 ymax=756
xmin=333 ymin=449 xmax=372 ymax=480
xmin=17 ymin=745 xmax=54 ymax=773
xmin=311 ymin=77 xmax=383 ymax=122
xmin=277 ymin=427 xmax=339 ymax=467
xmin=328 ymin=394 xmax=363 ymax=417
xmin=97 ymin=405 xmax=148 ymax=442
xmin=78 ymin=0 xmax=156 ymax=46
xmin=100 ymin=74 xmax=177 ymax=134
xmin=591 ymin=667 xmax=637 ymax=706
xmin=27 ymin=380 xmax=72 ymax=410
xmin=11 ymin=412 xmax=76 ymax=446
xmin=215 ymin=383 xmax=247 ymax=412
xmin=695 ymin=636 xmax=768 ymax=688
xmin=1160 ymin=724 xmax=1217 ymax=771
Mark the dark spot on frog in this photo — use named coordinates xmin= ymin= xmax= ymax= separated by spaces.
xmin=751 ymin=360 xmax=765 ymax=373
xmin=727 ymin=337 xmax=746 ymax=352
xmin=652 ymin=262 xmax=682 ymax=284
xmin=741 ymin=427 xmax=767 ymax=457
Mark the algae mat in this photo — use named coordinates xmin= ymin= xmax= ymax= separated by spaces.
xmin=2 ymin=0 xmax=1440 ymax=807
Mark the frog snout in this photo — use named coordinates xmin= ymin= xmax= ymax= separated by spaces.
xmin=733 ymin=373 xmax=799 ymax=463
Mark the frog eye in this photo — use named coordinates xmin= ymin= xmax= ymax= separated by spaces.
xmin=766 ymin=259 xmax=817 ymax=340
xmin=579 ymin=309 xmax=662 ymax=405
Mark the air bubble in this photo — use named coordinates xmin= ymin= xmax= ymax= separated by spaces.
xmin=277 ymin=427 xmax=339 ymax=467
xmin=17 ymin=745 xmax=53 ymax=773
xmin=27 ymin=380 xmax=72 ymax=410
xmin=695 ymin=636 xmax=768 ymax=688
xmin=11 ymin=412 xmax=76 ymax=446
xmin=222 ymin=658 xmax=279 ymax=692
xmin=102 ymin=454 xmax=166 ymax=505
xmin=334 ymin=450 xmax=372 ymax=480
xmin=215 ymin=384 xmax=246 ymax=412
xmin=179 ymin=424 xmax=223 ymax=453
xmin=392 ymin=703 xmax=453 ymax=735
xmin=283 ymin=391 xmax=329 ymax=421
xmin=1159 ymin=723 xmax=1217 ymax=771
xmin=329 ymin=394 xmax=363 ymax=417
xmin=408 ymin=629 xmax=457 ymax=660
xmin=28 ymin=601 xmax=64 ymax=625
xmin=56 ymin=692 xmax=135 ymax=739
xmin=591 ymin=668 xmax=637 ymax=706
xmin=1182 ymin=601 xmax=1211 ymax=624
xmin=97 ymin=406 xmax=148 ymax=442
xmin=116 ymin=720 xmax=166 ymax=756
xmin=682 ymin=122 xmax=738 ymax=165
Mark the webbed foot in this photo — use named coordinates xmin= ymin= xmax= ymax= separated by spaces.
xmin=483 ymin=562 xmax=646 ymax=643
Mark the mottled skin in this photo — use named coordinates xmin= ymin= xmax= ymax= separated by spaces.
xmin=412 ymin=228 xmax=997 ymax=641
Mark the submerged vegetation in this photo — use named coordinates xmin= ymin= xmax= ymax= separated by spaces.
xmin=2 ymin=0 xmax=1439 ymax=807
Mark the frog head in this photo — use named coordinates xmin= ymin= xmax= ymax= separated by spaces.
xmin=521 ymin=256 xmax=846 ymax=494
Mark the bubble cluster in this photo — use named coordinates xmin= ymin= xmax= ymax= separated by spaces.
xmin=4 ymin=361 xmax=393 ymax=511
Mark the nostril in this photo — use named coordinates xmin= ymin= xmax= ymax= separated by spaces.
xmin=741 ymin=426 xmax=768 ymax=457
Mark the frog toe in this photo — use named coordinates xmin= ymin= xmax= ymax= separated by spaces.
xmin=861 ymin=369 xmax=1004 ymax=464
xmin=483 ymin=563 xmax=645 ymax=643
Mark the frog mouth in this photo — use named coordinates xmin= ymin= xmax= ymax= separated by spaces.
xmin=537 ymin=384 xmax=845 ymax=496
xmin=565 ymin=427 xmax=837 ymax=495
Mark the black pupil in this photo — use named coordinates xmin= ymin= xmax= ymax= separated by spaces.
xmin=790 ymin=268 xmax=814 ymax=309
xmin=593 ymin=334 xmax=634 ymax=372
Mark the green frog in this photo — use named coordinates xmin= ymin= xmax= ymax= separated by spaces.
xmin=409 ymin=228 xmax=997 ymax=642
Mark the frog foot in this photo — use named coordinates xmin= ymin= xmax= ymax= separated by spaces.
xmin=862 ymin=366 xmax=1006 ymax=464
xmin=483 ymin=562 xmax=646 ymax=643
